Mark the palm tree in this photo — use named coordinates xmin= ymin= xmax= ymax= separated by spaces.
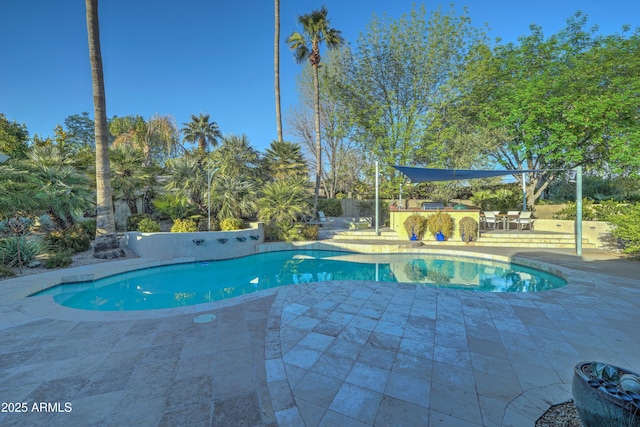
xmin=257 ymin=177 xmax=312 ymax=241
xmin=181 ymin=113 xmax=222 ymax=154
xmin=109 ymin=145 xmax=151 ymax=214
xmin=85 ymin=0 xmax=122 ymax=258
xmin=274 ymin=0 xmax=283 ymax=142
xmin=264 ymin=140 xmax=308 ymax=181
xmin=211 ymin=175 xmax=257 ymax=221
xmin=110 ymin=114 xmax=180 ymax=167
xmin=164 ymin=155 xmax=207 ymax=212
xmin=211 ymin=134 xmax=261 ymax=182
xmin=287 ymin=6 xmax=343 ymax=214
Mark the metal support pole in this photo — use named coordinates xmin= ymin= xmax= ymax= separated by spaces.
xmin=399 ymin=184 xmax=403 ymax=210
xmin=575 ymin=166 xmax=583 ymax=256
xmin=375 ymin=161 xmax=379 ymax=236
xmin=522 ymin=172 xmax=527 ymax=211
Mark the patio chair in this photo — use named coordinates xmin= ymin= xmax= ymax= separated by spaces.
xmin=483 ymin=211 xmax=499 ymax=230
xmin=506 ymin=211 xmax=521 ymax=230
xmin=303 ymin=211 xmax=333 ymax=226
xmin=509 ymin=212 xmax=534 ymax=230
xmin=515 ymin=211 xmax=534 ymax=230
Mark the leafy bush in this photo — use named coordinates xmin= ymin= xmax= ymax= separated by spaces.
xmin=77 ymin=219 xmax=97 ymax=238
xmin=300 ymin=224 xmax=319 ymax=240
xmin=45 ymin=224 xmax=92 ymax=254
xmin=127 ymin=213 xmax=151 ymax=231
xmin=170 ymin=219 xmax=197 ymax=233
xmin=403 ymin=214 xmax=428 ymax=239
xmin=553 ymin=199 xmax=597 ymax=220
xmin=45 ymin=251 xmax=73 ymax=269
xmin=268 ymin=221 xmax=303 ymax=242
xmin=220 ymin=218 xmax=243 ymax=231
xmin=426 ymin=211 xmax=455 ymax=239
xmin=458 ymin=217 xmax=479 ymax=243
xmin=137 ymin=218 xmax=161 ymax=232
xmin=0 ymin=237 xmax=43 ymax=268
xmin=153 ymin=194 xmax=197 ymax=220
xmin=609 ymin=203 xmax=640 ymax=256
xmin=317 ymin=199 xmax=343 ymax=217
xmin=36 ymin=214 xmax=55 ymax=232
xmin=197 ymin=217 xmax=220 ymax=232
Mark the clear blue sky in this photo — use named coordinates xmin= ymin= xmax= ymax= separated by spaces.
xmin=1 ymin=0 xmax=637 ymax=151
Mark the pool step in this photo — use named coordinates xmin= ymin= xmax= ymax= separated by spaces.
xmin=331 ymin=229 xmax=597 ymax=249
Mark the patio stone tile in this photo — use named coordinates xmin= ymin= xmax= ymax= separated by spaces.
xmin=294 ymin=397 xmax=327 ymax=427
xmin=374 ymin=395 xmax=429 ymax=427
xmin=312 ymin=351 xmax=355 ymax=380
xmin=470 ymin=353 xmax=515 ymax=378
xmin=26 ymin=375 xmax=89 ymax=402
xmin=212 ymin=392 xmax=262 ymax=427
xmin=290 ymin=315 xmax=322 ymax=330
xmin=211 ymin=367 xmax=257 ymax=399
xmin=431 ymin=361 xmax=477 ymax=393
xmin=108 ymin=394 xmax=166 ymax=425
xmin=392 ymin=352 xmax=432 ymax=382
xmin=216 ymin=348 xmax=254 ymax=370
xmin=319 ymin=410 xmax=371 ymax=427
xmin=293 ymin=371 xmax=342 ymax=407
xmin=283 ymin=346 xmax=322 ymax=370
xmin=428 ymin=410 xmax=483 ymax=427
xmin=478 ymin=395 xmax=508 ymax=427
xmin=512 ymin=361 xmax=562 ymax=390
xmin=345 ymin=362 xmax=390 ymax=393
xmin=265 ymin=358 xmax=286 ymax=382
xmin=399 ymin=337 xmax=433 ymax=359
xmin=429 ymin=382 xmax=483 ymax=425
xmin=79 ymin=366 xmax=134 ymax=397
xmin=467 ymin=335 xmax=507 ymax=358
xmin=385 ymin=371 xmax=430 ymax=408
xmin=165 ymin=375 xmax=213 ymax=408
xmin=374 ymin=320 xmax=405 ymax=337
xmin=268 ymin=379 xmax=295 ymax=411
xmin=474 ymin=370 xmax=522 ymax=401
xmin=325 ymin=311 xmax=355 ymax=326
xmin=349 ymin=315 xmax=378 ymax=330
xmin=274 ymin=406 xmax=304 ymax=427
xmin=358 ymin=346 xmax=396 ymax=370
xmin=433 ymin=345 xmax=472 ymax=369
xmin=339 ymin=325 xmax=372 ymax=344
xmin=329 ymin=382 xmax=383 ymax=424
xmin=313 ymin=320 xmax=345 ymax=337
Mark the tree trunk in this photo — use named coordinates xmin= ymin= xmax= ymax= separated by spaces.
xmin=274 ymin=0 xmax=283 ymax=142
xmin=126 ymin=196 xmax=138 ymax=215
xmin=313 ymin=63 xmax=321 ymax=214
xmin=86 ymin=0 xmax=124 ymax=259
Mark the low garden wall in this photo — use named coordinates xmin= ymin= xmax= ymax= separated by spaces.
xmin=534 ymin=219 xmax=611 ymax=248
xmin=389 ymin=209 xmax=481 ymax=241
xmin=125 ymin=222 xmax=264 ymax=261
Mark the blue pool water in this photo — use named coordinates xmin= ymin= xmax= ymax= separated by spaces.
xmin=32 ymin=250 xmax=567 ymax=311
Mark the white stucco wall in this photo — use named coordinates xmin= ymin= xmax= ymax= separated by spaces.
xmin=125 ymin=222 xmax=264 ymax=261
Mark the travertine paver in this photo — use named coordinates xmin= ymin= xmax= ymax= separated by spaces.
xmin=0 ymin=247 xmax=639 ymax=426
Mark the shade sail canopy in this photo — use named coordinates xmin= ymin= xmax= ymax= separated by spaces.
xmin=393 ymin=166 xmax=541 ymax=183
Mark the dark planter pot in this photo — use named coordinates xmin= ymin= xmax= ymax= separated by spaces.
xmin=435 ymin=232 xmax=445 ymax=241
xmin=572 ymin=361 xmax=640 ymax=427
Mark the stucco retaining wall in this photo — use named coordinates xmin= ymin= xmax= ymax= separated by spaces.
xmin=125 ymin=222 xmax=264 ymax=261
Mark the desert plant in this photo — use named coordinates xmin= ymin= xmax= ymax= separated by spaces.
xmin=219 ymin=218 xmax=243 ymax=231
xmin=45 ymin=224 xmax=92 ymax=254
xmin=153 ymin=194 xmax=198 ymax=220
xmin=426 ymin=211 xmax=455 ymax=240
xmin=403 ymin=214 xmax=428 ymax=239
xmin=45 ymin=251 xmax=73 ymax=269
xmin=137 ymin=218 xmax=161 ymax=232
xmin=0 ymin=265 xmax=15 ymax=278
xmin=126 ymin=213 xmax=151 ymax=231
xmin=197 ymin=217 xmax=219 ymax=232
xmin=77 ymin=219 xmax=97 ymax=238
xmin=458 ymin=216 xmax=479 ymax=243
xmin=0 ymin=237 xmax=43 ymax=268
xmin=300 ymin=224 xmax=319 ymax=240
xmin=170 ymin=218 xmax=197 ymax=232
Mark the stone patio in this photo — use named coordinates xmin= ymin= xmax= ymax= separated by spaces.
xmin=0 ymin=245 xmax=638 ymax=426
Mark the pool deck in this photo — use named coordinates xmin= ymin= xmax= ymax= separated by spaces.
xmin=0 ymin=244 xmax=639 ymax=426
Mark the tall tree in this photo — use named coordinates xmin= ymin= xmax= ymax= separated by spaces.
xmin=456 ymin=13 xmax=640 ymax=205
xmin=181 ymin=113 xmax=221 ymax=154
xmin=109 ymin=145 xmax=150 ymax=214
xmin=287 ymin=6 xmax=343 ymax=213
xmin=0 ymin=114 xmax=29 ymax=160
xmin=274 ymin=0 xmax=283 ymax=142
xmin=331 ymin=5 xmax=485 ymax=197
xmin=85 ymin=0 xmax=123 ymax=258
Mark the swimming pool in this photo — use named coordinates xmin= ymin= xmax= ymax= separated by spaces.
xmin=32 ymin=250 xmax=567 ymax=311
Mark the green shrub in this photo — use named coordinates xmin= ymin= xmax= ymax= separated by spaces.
xmin=0 ymin=265 xmax=15 ymax=278
xmin=609 ymin=203 xmax=640 ymax=256
xmin=197 ymin=217 xmax=220 ymax=232
xmin=77 ymin=219 xmax=97 ymax=238
xmin=269 ymin=221 xmax=303 ymax=242
xmin=458 ymin=217 xmax=479 ymax=243
xmin=45 ymin=224 xmax=92 ymax=254
xmin=45 ymin=251 xmax=73 ymax=269
xmin=220 ymin=218 xmax=243 ymax=231
xmin=127 ymin=213 xmax=151 ymax=231
xmin=153 ymin=194 xmax=197 ymax=220
xmin=300 ymin=224 xmax=319 ymax=240
xmin=0 ymin=237 xmax=43 ymax=268
xmin=404 ymin=214 xmax=428 ymax=239
xmin=426 ymin=211 xmax=455 ymax=239
xmin=137 ymin=218 xmax=161 ymax=232
xmin=170 ymin=219 xmax=197 ymax=233
xmin=317 ymin=199 xmax=343 ymax=217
